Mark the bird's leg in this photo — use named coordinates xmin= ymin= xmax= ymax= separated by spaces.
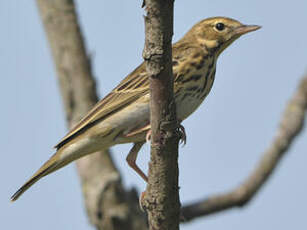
xmin=126 ymin=141 xmax=147 ymax=182
xmin=126 ymin=141 xmax=148 ymax=211
xmin=137 ymin=125 xmax=187 ymax=211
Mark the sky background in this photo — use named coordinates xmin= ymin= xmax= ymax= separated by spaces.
xmin=1 ymin=1 xmax=307 ymax=229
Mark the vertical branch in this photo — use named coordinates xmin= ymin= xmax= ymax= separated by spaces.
xmin=36 ymin=0 xmax=147 ymax=229
xmin=142 ymin=0 xmax=180 ymax=230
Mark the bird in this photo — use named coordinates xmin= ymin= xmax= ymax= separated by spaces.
xmin=11 ymin=17 xmax=260 ymax=201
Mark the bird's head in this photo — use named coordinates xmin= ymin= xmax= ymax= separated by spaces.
xmin=185 ymin=17 xmax=261 ymax=56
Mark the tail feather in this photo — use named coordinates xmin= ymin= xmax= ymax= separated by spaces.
xmin=11 ymin=140 xmax=98 ymax=202
xmin=11 ymin=153 xmax=60 ymax=202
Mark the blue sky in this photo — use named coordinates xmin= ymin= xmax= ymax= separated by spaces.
xmin=1 ymin=1 xmax=306 ymax=229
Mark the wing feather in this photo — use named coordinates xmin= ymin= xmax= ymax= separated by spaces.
xmin=55 ymin=63 xmax=149 ymax=149
xmin=55 ymin=42 xmax=205 ymax=149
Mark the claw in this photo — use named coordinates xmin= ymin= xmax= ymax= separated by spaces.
xmin=178 ymin=124 xmax=186 ymax=145
xmin=146 ymin=130 xmax=151 ymax=142
xmin=139 ymin=191 xmax=146 ymax=212
xmin=146 ymin=125 xmax=186 ymax=145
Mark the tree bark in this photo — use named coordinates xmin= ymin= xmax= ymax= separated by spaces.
xmin=142 ymin=1 xmax=180 ymax=230
xmin=35 ymin=0 xmax=307 ymax=228
xmin=36 ymin=1 xmax=147 ymax=229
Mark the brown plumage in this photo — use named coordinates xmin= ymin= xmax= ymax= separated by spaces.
xmin=11 ymin=17 xmax=260 ymax=201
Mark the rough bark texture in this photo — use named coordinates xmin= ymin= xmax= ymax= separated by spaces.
xmin=36 ymin=1 xmax=147 ymax=229
xmin=142 ymin=1 xmax=180 ymax=230
xmin=181 ymin=75 xmax=307 ymax=221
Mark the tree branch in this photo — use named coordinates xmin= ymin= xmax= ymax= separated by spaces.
xmin=142 ymin=0 xmax=180 ymax=230
xmin=35 ymin=0 xmax=307 ymax=226
xmin=181 ymin=75 xmax=307 ymax=222
xmin=36 ymin=1 xmax=147 ymax=229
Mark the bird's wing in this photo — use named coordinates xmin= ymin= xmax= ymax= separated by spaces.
xmin=55 ymin=63 xmax=149 ymax=149
xmin=55 ymin=43 xmax=203 ymax=149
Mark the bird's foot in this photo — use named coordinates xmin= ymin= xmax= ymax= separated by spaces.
xmin=146 ymin=124 xmax=186 ymax=145
xmin=139 ymin=191 xmax=146 ymax=212
xmin=178 ymin=124 xmax=187 ymax=145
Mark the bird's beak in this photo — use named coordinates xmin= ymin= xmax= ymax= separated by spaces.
xmin=234 ymin=25 xmax=261 ymax=36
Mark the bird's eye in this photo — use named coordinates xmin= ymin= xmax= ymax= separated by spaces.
xmin=215 ymin=23 xmax=225 ymax=31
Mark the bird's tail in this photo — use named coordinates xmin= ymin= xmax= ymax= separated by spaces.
xmin=11 ymin=152 xmax=62 ymax=202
